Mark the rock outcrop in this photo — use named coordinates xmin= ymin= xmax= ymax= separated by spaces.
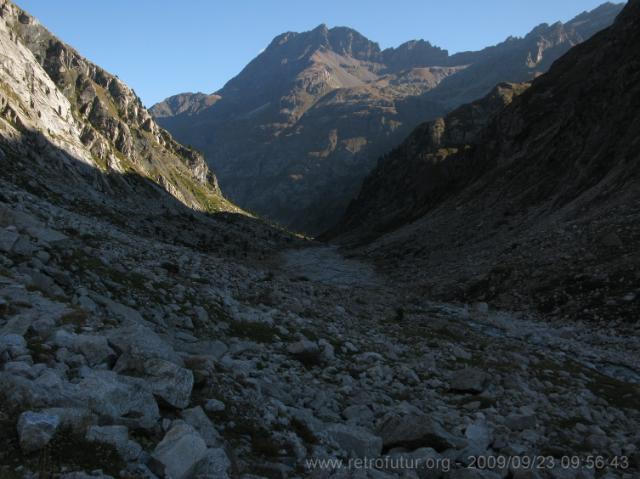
xmin=0 ymin=0 xmax=237 ymax=215
xmin=331 ymin=81 xmax=530 ymax=237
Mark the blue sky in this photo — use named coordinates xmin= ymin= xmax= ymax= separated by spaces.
xmin=15 ymin=0 xmax=617 ymax=107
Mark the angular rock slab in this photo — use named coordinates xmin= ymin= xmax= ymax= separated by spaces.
xmin=151 ymin=423 xmax=208 ymax=479
xmin=378 ymin=413 xmax=464 ymax=452
xmin=325 ymin=423 xmax=383 ymax=458
xmin=180 ymin=406 xmax=221 ymax=447
xmin=115 ymin=357 xmax=194 ymax=409
xmin=17 ymin=411 xmax=60 ymax=453
xmin=75 ymin=370 xmax=159 ymax=428
xmin=449 ymin=368 xmax=488 ymax=394
xmin=107 ymin=323 xmax=183 ymax=365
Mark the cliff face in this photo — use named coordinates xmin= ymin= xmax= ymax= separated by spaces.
xmin=333 ymin=82 xmax=531 ymax=238
xmin=152 ymin=3 xmax=623 ymax=234
xmin=335 ymin=0 xmax=640 ymax=323
xmin=0 ymin=0 xmax=237 ymax=215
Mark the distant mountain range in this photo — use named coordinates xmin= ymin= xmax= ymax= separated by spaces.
xmin=152 ymin=2 xmax=624 ymax=234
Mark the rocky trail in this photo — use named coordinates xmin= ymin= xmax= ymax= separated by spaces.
xmin=286 ymin=244 xmax=640 ymax=389
xmin=0 ymin=188 xmax=638 ymax=478
xmin=279 ymin=246 xmax=384 ymax=288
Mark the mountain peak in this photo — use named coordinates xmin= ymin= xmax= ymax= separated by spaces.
xmin=262 ymin=23 xmax=381 ymax=62
xmin=312 ymin=22 xmax=329 ymax=33
xmin=382 ymin=39 xmax=450 ymax=70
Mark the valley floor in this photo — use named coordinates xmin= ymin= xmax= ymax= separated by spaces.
xmin=0 ymin=183 xmax=638 ymax=479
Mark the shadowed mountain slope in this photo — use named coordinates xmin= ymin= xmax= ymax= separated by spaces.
xmin=334 ymin=0 xmax=640 ymax=323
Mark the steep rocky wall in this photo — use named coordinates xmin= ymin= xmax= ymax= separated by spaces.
xmin=0 ymin=0 xmax=231 ymax=214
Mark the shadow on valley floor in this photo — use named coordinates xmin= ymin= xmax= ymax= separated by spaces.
xmin=0 ymin=129 xmax=307 ymax=261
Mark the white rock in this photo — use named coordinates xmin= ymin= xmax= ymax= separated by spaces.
xmin=378 ymin=413 xmax=463 ymax=451
xmin=74 ymin=334 xmax=115 ymax=366
xmin=505 ymin=413 xmax=537 ymax=431
xmin=116 ymin=358 xmax=193 ymax=409
xmin=107 ymin=323 xmax=183 ymax=365
xmin=0 ymin=333 xmax=28 ymax=358
xmin=465 ymin=419 xmax=492 ymax=451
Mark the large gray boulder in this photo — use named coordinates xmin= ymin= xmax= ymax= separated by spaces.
xmin=151 ymin=423 xmax=208 ymax=479
xmin=180 ymin=406 xmax=221 ymax=446
xmin=0 ymin=369 xmax=71 ymax=411
xmin=75 ymin=370 xmax=159 ymax=428
xmin=377 ymin=413 xmax=464 ymax=452
xmin=41 ymin=407 xmax=96 ymax=433
xmin=505 ymin=413 xmax=537 ymax=431
xmin=464 ymin=419 xmax=492 ymax=451
xmin=53 ymin=331 xmax=115 ymax=366
xmin=115 ymin=357 xmax=193 ymax=409
xmin=107 ymin=323 xmax=183 ymax=365
xmin=73 ymin=334 xmax=115 ymax=366
xmin=28 ymin=272 xmax=64 ymax=297
xmin=449 ymin=368 xmax=488 ymax=393
xmin=17 ymin=411 xmax=60 ymax=453
xmin=325 ymin=423 xmax=383 ymax=458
